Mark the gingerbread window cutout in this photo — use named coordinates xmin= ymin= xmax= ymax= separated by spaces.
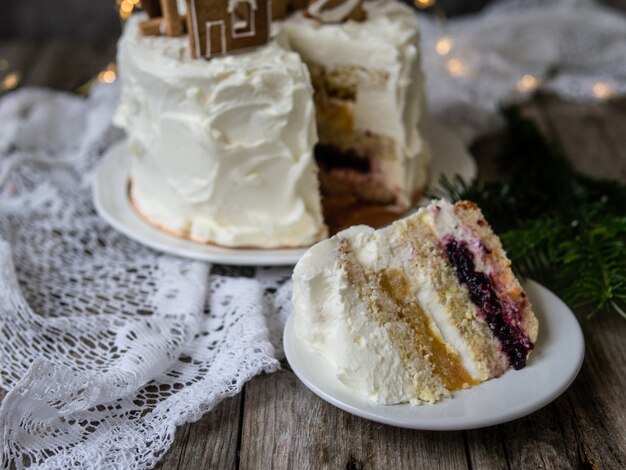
xmin=187 ymin=0 xmax=271 ymax=59
xmin=231 ymin=0 xmax=255 ymax=37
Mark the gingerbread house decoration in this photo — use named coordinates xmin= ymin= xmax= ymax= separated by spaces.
xmin=186 ymin=0 xmax=271 ymax=59
xmin=139 ymin=0 xmax=186 ymax=36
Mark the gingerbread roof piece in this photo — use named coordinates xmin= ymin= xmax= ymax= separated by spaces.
xmin=306 ymin=0 xmax=366 ymax=23
xmin=186 ymin=0 xmax=271 ymax=59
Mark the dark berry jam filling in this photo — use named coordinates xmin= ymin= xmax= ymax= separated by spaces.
xmin=444 ymin=237 xmax=533 ymax=369
xmin=314 ymin=144 xmax=371 ymax=174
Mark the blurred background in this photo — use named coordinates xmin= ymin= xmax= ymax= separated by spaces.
xmin=0 ymin=0 xmax=492 ymax=39
xmin=2 ymin=0 xmax=626 ymax=38
xmin=0 ymin=0 xmax=494 ymax=94
xmin=0 ymin=0 xmax=625 ymax=95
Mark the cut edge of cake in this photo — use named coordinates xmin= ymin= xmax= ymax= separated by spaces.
xmin=292 ymin=199 xmax=539 ymax=405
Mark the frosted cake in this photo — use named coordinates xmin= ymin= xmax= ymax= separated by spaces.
xmin=292 ymin=199 xmax=538 ymax=404
xmin=114 ymin=0 xmax=430 ymax=247
xmin=114 ymin=16 xmax=326 ymax=248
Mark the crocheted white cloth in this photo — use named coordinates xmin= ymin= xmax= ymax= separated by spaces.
xmin=1 ymin=0 xmax=625 ymax=467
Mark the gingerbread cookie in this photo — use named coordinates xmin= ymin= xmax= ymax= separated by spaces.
xmin=272 ymin=0 xmax=289 ymax=20
xmin=186 ymin=0 xmax=271 ymax=59
xmin=139 ymin=0 xmax=185 ymax=36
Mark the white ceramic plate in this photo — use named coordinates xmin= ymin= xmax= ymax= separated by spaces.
xmin=93 ymin=121 xmax=476 ymax=266
xmin=283 ymin=280 xmax=585 ymax=430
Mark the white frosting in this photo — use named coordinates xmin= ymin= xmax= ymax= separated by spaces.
xmin=292 ymin=225 xmax=419 ymax=404
xmin=114 ymin=15 xmax=327 ymax=247
xmin=277 ymin=0 xmax=431 ymax=207
xmin=418 ymin=200 xmax=489 ymax=272
xmin=292 ymin=203 xmax=491 ymax=403
xmin=306 ymin=0 xmax=362 ymax=23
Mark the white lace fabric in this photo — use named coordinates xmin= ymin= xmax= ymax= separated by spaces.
xmin=1 ymin=0 xmax=625 ymax=468
xmin=0 ymin=87 xmax=291 ymax=468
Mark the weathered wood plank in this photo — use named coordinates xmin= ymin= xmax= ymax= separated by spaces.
xmin=239 ymin=366 xmax=468 ymax=470
xmin=0 ymin=41 xmax=40 ymax=93
xmin=464 ymin=426 xmax=509 ymax=470
xmin=539 ymin=95 xmax=626 ymax=182
xmin=0 ymin=0 xmax=121 ymax=39
xmin=0 ymin=39 xmax=117 ymax=95
xmin=57 ymin=39 xmax=118 ymax=92
xmin=517 ymin=95 xmax=553 ymax=136
xmin=155 ymin=419 xmax=191 ymax=470
xmin=556 ymin=313 xmax=626 ymax=469
xmin=593 ymin=99 xmax=626 ymax=176
xmin=19 ymin=39 xmax=117 ymax=92
xmin=19 ymin=39 xmax=77 ymax=90
xmin=468 ymin=94 xmax=560 ymax=184
xmin=497 ymin=400 xmax=579 ymax=469
xmin=469 ymin=133 xmax=504 ymax=182
xmin=512 ymin=94 xmax=626 ymax=468
xmin=465 ymin=95 xmax=626 ymax=469
xmin=154 ymin=395 xmax=241 ymax=470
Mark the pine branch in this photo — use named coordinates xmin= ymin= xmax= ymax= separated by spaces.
xmin=499 ymin=217 xmax=566 ymax=286
xmin=560 ymin=216 xmax=626 ymax=317
xmin=436 ymin=108 xmax=626 ymax=320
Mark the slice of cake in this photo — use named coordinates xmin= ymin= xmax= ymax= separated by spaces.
xmin=114 ymin=15 xmax=327 ymax=248
xmin=277 ymin=0 xmax=431 ymax=231
xmin=292 ymin=199 xmax=538 ymax=404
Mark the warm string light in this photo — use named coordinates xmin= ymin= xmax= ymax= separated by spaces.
xmin=1 ymin=71 xmax=21 ymax=92
xmin=118 ymin=0 xmax=140 ymax=21
xmin=414 ymin=0 xmax=436 ymax=9
xmin=446 ymin=58 xmax=468 ymax=78
xmin=516 ymin=74 xmax=539 ymax=93
xmin=0 ymin=58 xmax=21 ymax=92
xmin=592 ymin=82 xmax=614 ymax=100
xmin=436 ymin=35 xmax=453 ymax=56
xmin=430 ymin=34 xmax=621 ymax=100
xmin=436 ymin=35 xmax=467 ymax=78
xmin=98 ymin=63 xmax=118 ymax=84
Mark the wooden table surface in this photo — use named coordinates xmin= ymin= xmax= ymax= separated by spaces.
xmin=1 ymin=38 xmax=626 ymax=470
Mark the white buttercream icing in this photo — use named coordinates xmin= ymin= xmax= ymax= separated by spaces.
xmin=292 ymin=204 xmax=489 ymax=403
xmin=418 ymin=199 xmax=489 ymax=272
xmin=114 ymin=15 xmax=327 ymax=247
xmin=292 ymin=225 xmax=419 ymax=404
xmin=277 ymin=0 xmax=431 ymax=207
xmin=292 ymin=200 xmax=537 ymax=403
xmin=306 ymin=0 xmax=362 ymax=23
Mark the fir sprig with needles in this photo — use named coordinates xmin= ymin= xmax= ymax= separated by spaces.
xmin=434 ymin=108 xmax=626 ymax=319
